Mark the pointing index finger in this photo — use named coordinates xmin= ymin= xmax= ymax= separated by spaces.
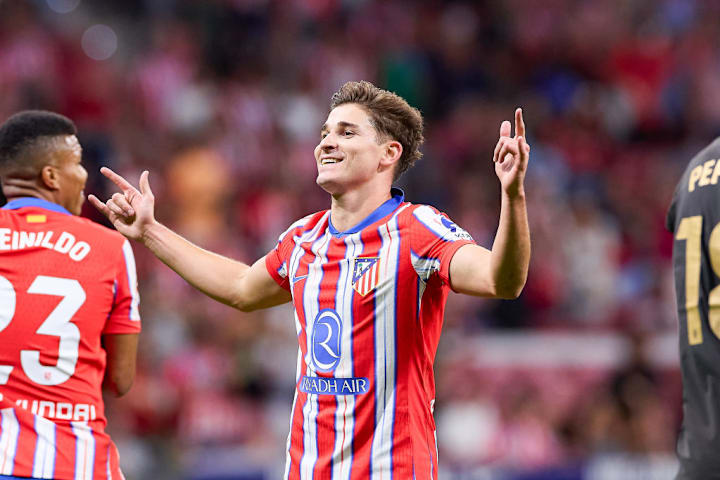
xmin=100 ymin=166 xmax=138 ymax=194
xmin=87 ymin=194 xmax=111 ymax=217
xmin=515 ymin=107 xmax=525 ymax=139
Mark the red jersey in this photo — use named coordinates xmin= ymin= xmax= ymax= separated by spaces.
xmin=265 ymin=189 xmax=474 ymax=480
xmin=0 ymin=198 xmax=141 ymax=479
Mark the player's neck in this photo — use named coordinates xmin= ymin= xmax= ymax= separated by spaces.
xmin=329 ymin=184 xmax=393 ymax=232
xmin=2 ymin=182 xmax=56 ymax=206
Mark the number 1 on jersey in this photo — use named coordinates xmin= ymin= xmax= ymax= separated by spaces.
xmin=676 ymin=215 xmax=720 ymax=345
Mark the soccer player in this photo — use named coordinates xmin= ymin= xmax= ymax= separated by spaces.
xmin=667 ymin=138 xmax=720 ymax=479
xmin=91 ymin=81 xmax=530 ymax=479
xmin=0 ymin=111 xmax=141 ymax=480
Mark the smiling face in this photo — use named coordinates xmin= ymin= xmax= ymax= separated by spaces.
xmin=314 ymin=103 xmax=390 ymax=196
xmin=50 ymin=135 xmax=88 ymax=215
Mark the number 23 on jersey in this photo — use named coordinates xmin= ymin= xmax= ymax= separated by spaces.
xmin=0 ymin=274 xmax=84 ymax=386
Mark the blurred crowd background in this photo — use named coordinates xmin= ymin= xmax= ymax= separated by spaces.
xmin=1 ymin=0 xmax=713 ymax=478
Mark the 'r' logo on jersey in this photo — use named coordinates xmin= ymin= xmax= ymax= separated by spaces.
xmin=352 ymin=257 xmax=380 ymax=296
xmin=311 ymin=309 xmax=342 ymax=372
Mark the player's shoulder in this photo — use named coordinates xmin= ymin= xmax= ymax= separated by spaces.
xmin=675 ymin=136 xmax=720 ymax=195
xmin=682 ymin=136 xmax=720 ymax=177
xmin=68 ymin=215 xmax=129 ymax=246
xmin=667 ymin=137 xmax=720 ymax=230
xmin=400 ymin=202 xmax=474 ymax=241
xmin=696 ymin=136 xmax=720 ymax=161
xmin=1 ymin=208 xmax=125 ymax=244
xmin=277 ymin=210 xmax=329 ymax=243
xmin=404 ymin=203 xmax=441 ymax=215
xmin=400 ymin=202 xmax=447 ymax=225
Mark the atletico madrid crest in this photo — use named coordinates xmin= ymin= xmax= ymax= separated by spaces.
xmin=352 ymin=257 xmax=380 ymax=296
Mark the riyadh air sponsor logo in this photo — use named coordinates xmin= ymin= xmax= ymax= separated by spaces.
xmin=352 ymin=256 xmax=380 ymax=296
xmin=299 ymin=376 xmax=370 ymax=395
xmin=311 ymin=309 xmax=342 ymax=372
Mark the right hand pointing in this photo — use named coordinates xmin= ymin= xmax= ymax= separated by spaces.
xmin=88 ymin=167 xmax=157 ymax=242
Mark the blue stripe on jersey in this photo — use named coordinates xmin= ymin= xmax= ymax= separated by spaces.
xmin=301 ymin=231 xmax=331 ymax=479
xmin=376 ymin=226 xmax=388 ymax=480
xmin=369 ymin=222 xmax=385 ymax=479
xmin=315 ymin=235 xmax=332 ymax=477
xmin=416 ymin=277 xmax=422 ymax=324
xmin=369 ymin=267 xmax=377 ymax=479
xmin=347 ymin=233 xmax=363 ymax=480
xmin=328 ymin=188 xmax=404 ymax=237
xmin=370 ymin=218 xmax=392 ymax=478
xmin=330 ymin=235 xmax=345 ymax=480
xmin=298 ymin=237 xmax=316 ymax=478
xmin=389 ymin=215 xmax=402 ymax=479
xmin=71 ymin=421 xmax=95 ymax=480
xmin=371 ymin=220 xmax=384 ymax=478
xmin=329 ymin=235 xmax=347 ymax=480
xmin=2 ymin=198 xmax=72 ymax=215
xmin=382 ymin=208 xmax=405 ymax=479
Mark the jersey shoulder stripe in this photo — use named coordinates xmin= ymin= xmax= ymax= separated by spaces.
xmin=277 ymin=211 xmax=327 ymax=244
xmin=409 ymin=205 xmax=474 ymax=242
xmin=120 ymin=240 xmax=140 ymax=321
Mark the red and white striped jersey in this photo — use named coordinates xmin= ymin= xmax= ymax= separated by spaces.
xmin=0 ymin=197 xmax=141 ymax=479
xmin=265 ymin=189 xmax=474 ymax=480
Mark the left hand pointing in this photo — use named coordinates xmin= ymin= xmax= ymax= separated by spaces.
xmin=493 ymin=108 xmax=530 ymax=198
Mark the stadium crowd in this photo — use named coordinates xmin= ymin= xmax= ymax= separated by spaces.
xmin=0 ymin=0 xmax=712 ymax=478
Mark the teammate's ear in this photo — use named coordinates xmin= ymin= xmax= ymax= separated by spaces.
xmin=40 ymin=165 xmax=60 ymax=190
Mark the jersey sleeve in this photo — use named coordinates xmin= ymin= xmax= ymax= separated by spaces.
xmin=265 ymin=217 xmax=310 ymax=291
xmin=408 ymin=205 xmax=475 ymax=287
xmin=103 ymin=239 xmax=141 ymax=334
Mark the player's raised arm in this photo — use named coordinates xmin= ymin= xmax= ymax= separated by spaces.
xmin=449 ymin=108 xmax=531 ymax=299
xmin=89 ymin=168 xmax=291 ymax=311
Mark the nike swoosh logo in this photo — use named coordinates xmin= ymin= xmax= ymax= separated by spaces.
xmin=293 ymin=274 xmax=308 ymax=283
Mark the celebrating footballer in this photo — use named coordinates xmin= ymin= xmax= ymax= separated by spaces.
xmin=91 ymin=81 xmax=530 ymax=479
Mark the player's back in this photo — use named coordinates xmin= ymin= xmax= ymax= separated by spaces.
xmin=667 ymin=138 xmax=720 ymax=479
xmin=0 ymin=198 xmax=140 ymax=479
